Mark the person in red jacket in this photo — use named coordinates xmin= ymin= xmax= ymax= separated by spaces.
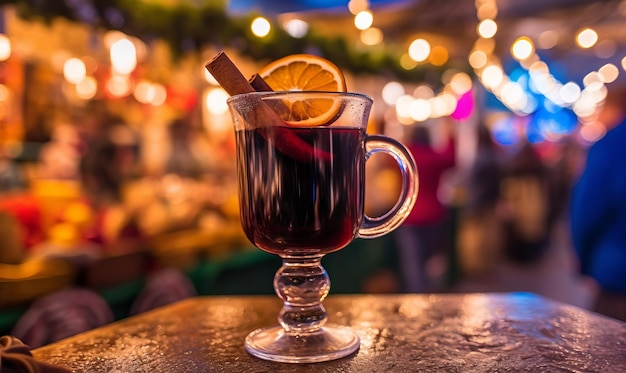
xmin=394 ymin=123 xmax=456 ymax=292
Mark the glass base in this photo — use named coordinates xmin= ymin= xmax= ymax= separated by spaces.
xmin=245 ymin=325 xmax=360 ymax=363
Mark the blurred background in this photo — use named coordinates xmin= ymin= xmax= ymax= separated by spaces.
xmin=1 ymin=0 xmax=625 ymax=347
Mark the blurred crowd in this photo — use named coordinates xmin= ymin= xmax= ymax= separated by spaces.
xmin=387 ymin=86 xmax=626 ymax=322
xmin=0 ymin=102 xmax=240 ymax=266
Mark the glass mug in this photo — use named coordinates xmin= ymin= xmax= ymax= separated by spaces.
xmin=227 ymin=91 xmax=418 ymax=363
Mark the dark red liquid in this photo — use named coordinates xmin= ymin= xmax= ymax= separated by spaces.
xmin=236 ymin=126 xmax=365 ymax=256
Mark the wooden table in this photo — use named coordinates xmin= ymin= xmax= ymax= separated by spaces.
xmin=33 ymin=293 xmax=626 ymax=372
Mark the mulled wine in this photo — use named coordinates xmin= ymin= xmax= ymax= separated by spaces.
xmin=236 ymin=126 xmax=365 ymax=256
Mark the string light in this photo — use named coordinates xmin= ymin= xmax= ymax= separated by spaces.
xmin=251 ymin=17 xmax=271 ymax=38
xmin=348 ymin=0 xmax=369 ymax=15
xmin=576 ymin=28 xmax=598 ymax=49
xmin=76 ymin=76 xmax=97 ymax=100
xmin=0 ymin=35 xmax=11 ymax=61
xmin=360 ymin=27 xmax=383 ymax=46
xmin=470 ymin=0 xmax=626 ymax=145
xmin=511 ymin=37 xmax=534 ymax=61
xmin=63 ymin=58 xmax=86 ymax=84
xmin=354 ymin=10 xmax=373 ymax=30
xmin=408 ymin=38 xmax=430 ymax=62
xmin=283 ymin=19 xmax=308 ymax=38
xmin=477 ymin=19 xmax=497 ymax=38
xmin=110 ymin=38 xmax=137 ymax=75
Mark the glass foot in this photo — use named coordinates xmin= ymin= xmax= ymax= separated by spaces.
xmin=245 ymin=325 xmax=360 ymax=363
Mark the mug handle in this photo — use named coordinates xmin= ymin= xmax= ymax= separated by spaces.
xmin=358 ymin=134 xmax=419 ymax=239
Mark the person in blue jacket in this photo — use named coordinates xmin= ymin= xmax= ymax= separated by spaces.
xmin=570 ymin=85 xmax=626 ymax=321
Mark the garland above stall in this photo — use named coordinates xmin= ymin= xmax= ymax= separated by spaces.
xmin=1 ymin=0 xmax=453 ymax=84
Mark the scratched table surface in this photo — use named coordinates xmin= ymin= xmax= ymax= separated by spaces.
xmin=33 ymin=293 xmax=626 ymax=372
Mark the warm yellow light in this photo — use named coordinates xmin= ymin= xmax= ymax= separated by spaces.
xmin=76 ymin=76 xmax=97 ymax=100
xmin=134 ymin=81 xmax=152 ymax=104
xmin=528 ymin=61 xmax=549 ymax=75
xmin=469 ymin=50 xmax=488 ymax=69
xmin=382 ymin=81 xmax=404 ymax=105
xmin=106 ymin=74 xmax=132 ymax=97
xmin=348 ymin=0 xmax=369 ymax=15
xmin=511 ymin=37 xmax=534 ymax=60
xmin=537 ymin=30 xmax=559 ymax=49
xmin=400 ymin=53 xmax=418 ymax=70
xmin=450 ymin=72 xmax=473 ymax=95
xmin=430 ymin=93 xmax=457 ymax=117
xmin=476 ymin=2 xmax=498 ymax=20
xmin=149 ymin=84 xmax=167 ymax=106
xmin=413 ymin=85 xmax=434 ymax=99
xmin=481 ymin=65 xmax=504 ymax=89
xmin=64 ymin=58 xmax=87 ymax=84
xmin=576 ymin=28 xmax=598 ymax=49
xmin=251 ymin=17 xmax=271 ymax=37
xmin=0 ymin=35 xmax=11 ymax=61
xmin=206 ymin=88 xmax=229 ymax=115
xmin=354 ymin=11 xmax=373 ymax=30
xmin=395 ymin=94 xmax=414 ymax=119
xmin=622 ymin=56 xmax=626 ymax=71
xmin=110 ymin=38 xmax=137 ymax=75
xmin=409 ymin=99 xmax=431 ymax=122
xmin=428 ymin=46 xmax=448 ymax=66
xmin=598 ymin=63 xmax=619 ymax=83
xmin=283 ymin=19 xmax=308 ymax=38
xmin=477 ymin=19 xmax=497 ymax=38
xmin=133 ymin=81 xmax=165 ymax=106
xmin=474 ymin=37 xmax=496 ymax=54
xmin=82 ymin=56 xmax=98 ymax=74
xmin=360 ymin=27 xmax=383 ymax=45
xmin=408 ymin=38 xmax=430 ymax=62
xmin=103 ymin=30 xmax=126 ymax=49
xmin=0 ymin=84 xmax=9 ymax=101
xmin=583 ymin=71 xmax=603 ymax=87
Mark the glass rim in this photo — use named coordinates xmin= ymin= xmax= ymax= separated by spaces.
xmin=227 ymin=90 xmax=373 ymax=105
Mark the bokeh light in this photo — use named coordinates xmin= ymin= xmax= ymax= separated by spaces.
xmin=76 ymin=76 xmax=97 ymax=100
xmin=63 ymin=58 xmax=87 ymax=84
xmin=598 ymin=63 xmax=619 ymax=83
xmin=251 ymin=17 xmax=271 ymax=37
xmin=354 ymin=11 xmax=373 ymax=30
xmin=110 ymin=38 xmax=137 ymax=75
xmin=0 ymin=35 xmax=11 ymax=61
xmin=382 ymin=81 xmax=404 ymax=105
xmin=348 ymin=0 xmax=369 ymax=15
xmin=205 ymin=88 xmax=229 ymax=115
xmin=576 ymin=28 xmax=598 ymax=49
xmin=360 ymin=27 xmax=383 ymax=45
xmin=283 ymin=19 xmax=308 ymax=38
xmin=428 ymin=46 xmax=449 ymax=66
xmin=477 ymin=19 xmax=497 ymax=38
xmin=511 ymin=37 xmax=534 ymax=60
xmin=408 ymin=38 xmax=430 ymax=62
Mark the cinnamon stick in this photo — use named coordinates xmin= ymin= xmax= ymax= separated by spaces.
xmin=248 ymin=73 xmax=272 ymax=92
xmin=205 ymin=52 xmax=256 ymax=96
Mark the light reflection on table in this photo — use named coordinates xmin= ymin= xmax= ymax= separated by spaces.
xmin=33 ymin=293 xmax=626 ymax=372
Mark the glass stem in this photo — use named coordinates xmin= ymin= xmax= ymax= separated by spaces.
xmin=274 ymin=255 xmax=330 ymax=335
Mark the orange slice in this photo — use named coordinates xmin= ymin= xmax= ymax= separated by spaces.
xmin=259 ymin=54 xmax=347 ymax=126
